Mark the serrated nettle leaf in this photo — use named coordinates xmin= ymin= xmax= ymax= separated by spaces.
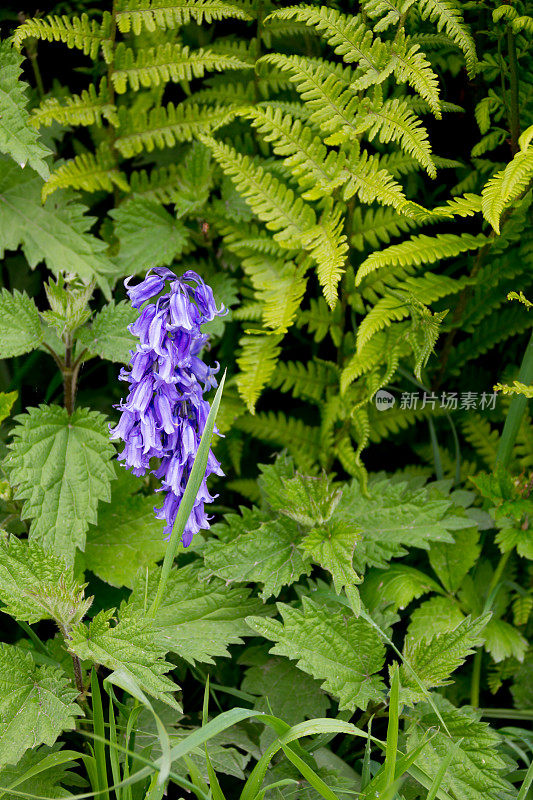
xmin=302 ymin=522 xmax=361 ymax=594
xmin=428 ymin=527 xmax=481 ymax=594
xmin=278 ymin=472 xmax=343 ymax=527
xmin=77 ymin=300 xmax=137 ymax=364
xmin=0 ymin=288 xmax=43 ymax=358
xmin=482 ymin=618 xmax=528 ymax=664
xmin=128 ymin=562 xmax=263 ymax=665
xmin=330 ymin=476 xmax=457 ymax=572
xmin=69 ymin=607 xmax=180 ymax=709
xmin=84 ymin=467 xmax=166 ymax=588
xmin=400 ymin=614 xmax=490 ymax=701
xmin=0 ymin=644 xmax=81 ymax=769
xmin=0 ymin=157 xmax=116 ymax=294
xmin=0 ymin=391 xmax=16 ymax=425
xmin=111 ymin=197 xmax=189 ymax=275
xmin=247 ymin=597 xmax=386 ymax=711
xmin=0 ymin=744 xmax=80 ymax=800
xmin=361 ymin=564 xmax=443 ymax=611
xmin=407 ymin=696 xmax=515 ymax=800
xmin=0 ymin=40 xmax=51 ymax=179
xmin=0 ymin=535 xmax=92 ymax=626
xmin=242 ymin=657 xmax=329 ymax=751
xmin=203 ymin=516 xmax=312 ymax=600
xmin=407 ymin=595 xmax=465 ymax=641
xmin=5 ymin=405 xmax=115 ymax=562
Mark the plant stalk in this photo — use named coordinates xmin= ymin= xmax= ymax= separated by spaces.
xmin=495 ymin=328 xmax=533 ymax=468
xmin=63 ymin=334 xmax=76 ymax=415
xmin=507 ymin=26 xmax=521 ymax=156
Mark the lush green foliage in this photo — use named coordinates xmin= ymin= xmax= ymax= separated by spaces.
xmin=0 ymin=0 xmax=532 ymax=797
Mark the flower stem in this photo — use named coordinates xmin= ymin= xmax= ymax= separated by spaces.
xmin=148 ymin=372 xmax=226 ymax=618
xmin=495 ymin=329 xmax=533 ymax=469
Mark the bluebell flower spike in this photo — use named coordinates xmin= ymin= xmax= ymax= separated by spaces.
xmin=110 ymin=268 xmax=226 ymax=547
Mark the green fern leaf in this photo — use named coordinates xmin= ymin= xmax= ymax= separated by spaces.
xmin=236 ymin=334 xmax=282 ymax=413
xmin=244 ymin=105 xmax=346 ymax=200
xmin=236 ymin=412 xmax=322 ymax=471
xmin=271 ymin=359 xmax=339 ymax=403
xmin=357 ymin=97 xmax=436 ymax=177
xmin=343 ymin=150 xmax=410 ymax=212
xmin=31 ymin=80 xmax=118 ymax=129
xmin=5 ymin=405 xmax=115 ymax=561
xmin=42 ymin=146 xmax=129 ymax=201
xmin=247 ymin=598 xmax=386 ymax=710
xmin=115 ymin=0 xmax=254 ymax=34
xmin=350 ymin=206 xmax=417 ymax=251
xmin=391 ymin=33 xmax=441 ymax=118
xmin=13 ymin=12 xmax=114 ymax=62
xmin=242 ymin=255 xmax=307 ymax=332
xmin=112 ymin=42 xmax=252 ymax=93
xmin=0 ymin=40 xmax=50 ymax=179
xmin=417 ymin=0 xmax=477 ymax=76
xmin=115 ymin=103 xmax=240 ymax=157
xmin=301 ymin=206 xmax=349 ymax=308
xmin=260 ymin=54 xmax=360 ymax=144
xmin=481 ymin=132 xmax=533 ymax=233
xmin=356 ymin=232 xmax=489 ymax=284
xmin=202 ymin=137 xmax=316 ymax=246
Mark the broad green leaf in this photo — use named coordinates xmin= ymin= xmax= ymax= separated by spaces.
xmin=0 ymin=745 xmax=80 ymax=800
xmin=0 ymin=535 xmax=91 ymax=625
xmin=428 ymin=527 xmax=481 ymax=593
xmin=362 ymin=564 xmax=442 ymax=611
xmin=302 ymin=522 xmax=361 ymax=593
xmin=247 ymin=597 xmax=386 ymax=711
xmin=0 ymin=289 xmax=43 ymax=358
xmin=330 ymin=476 xmax=458 ymax=571
xmin=0 ymin=392 xmax=16 ymax=425
xmin=407 ymin=596 xmax=465 ymax=641
xmin=242 ymin=657 xmax=329 ymax=750
xmin=111 ymin=197 xmax=189 ymax=275
xmin=400 ymin=615 xmax=489 ymax=701
xmin=262 ymin=464 xmax=343 ymax=527
xmin=5 ymin=405 xmax=115 ymax=561
xmin=84 ymin=468 xmax=167 ymax=587
xmin=483 ymin=618 xmax=528 ymax=663
xmin=0 ymin=157 xmax=116 ymax=292
xmin=407 ymin=695 xmax=515 ymax=800
xmin=69 ymin=607 xmax=180 ymax=709
xmin=129 ymin=562 xmax=263 ymax=664
xmin=77 ymin=300 xmax=137 ymax=364
xmin=0 ymin=644 xmax=81 ymax=769
xmin=0 ymin=40 xmax=50 ymax=179
xmin=203 ymin=516 xmax=312 ymax=600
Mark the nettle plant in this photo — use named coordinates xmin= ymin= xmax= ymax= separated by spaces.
xmin=0 ymin=0 xmax=532 ymax=798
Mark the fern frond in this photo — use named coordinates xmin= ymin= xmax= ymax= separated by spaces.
xmin=111 ymin=42 xmax=252 ymax=93
xmin=481 ymin=132 xmax=533 ymax=233
xmin=350 ymin=206 xmax=417 ymax=251
xmin=236 ymin=411 xmax=322 ymax=470
xmin=244 ymin=106 xmax=347 ymax=200
xmin=129 ymin=164 xmax=182 ymax=203
xmin=30 ymin=80 xmax=118 ymax=129
xmin=462 ymin=415 xmax=499 ymax=469
xmin=391 ymin=33 xmax=441 ymax=118
xmin=115 ymin=103 xmax=240 ymax=157
xmin=115 ymin=0 xmax=254 ymax=34
xmin=301 ymin=206 xmax=349 ymax=308
xmin=241 ymin=255 xmax=307 ymax=332
xmin=259 ymin=54 xmax=360 ymax=144
xmin=340 ymin=331 xmax=394 ymax=393
xmin=356 ymin=273 xmax=470 ymax=349
xmin=494 ymin=380 xmax=533 ymax=399
xmin=236 ymin=334 xmax=283 ymax=413
xmin=265 ymin=7 xmax=390 ymax=84
xmin=41 ymin=147 xmax=129 ymax=201
xmin=356 ymin=232 xmax=489 ymax=284
xmin=13 ymin=12 xmax=114 ymax=63
xmin=357 ymin=97 xmax=436 ymax=177
xmin=417 ymin=0 xmax=477 ymax=76
xmin=343 ymin=150 xmax=410 ymax=212
xmin=448 ymin=308 xmax=532 ymax=373
xmin=201 ymin=137 xmax=316 ymax=247
xmin=364 ymin=0 xmax=415 ymax=33
xmin=270 ymin=359 xmax=339 ymax=403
